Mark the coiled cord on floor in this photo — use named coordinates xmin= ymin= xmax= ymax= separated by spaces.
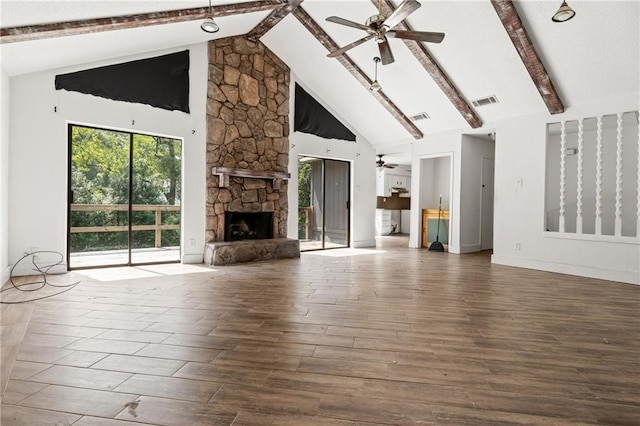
xmin=0 ymin=251 xmax=80 ymax=304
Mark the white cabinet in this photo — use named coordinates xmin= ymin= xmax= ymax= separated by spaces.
xmin=376 ymin=170 xmax=411 ymax=197
xmin=375 ymin=209 xmax=392 ymax=235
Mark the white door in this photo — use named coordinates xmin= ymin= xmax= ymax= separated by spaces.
xmin=480 ymin=157 xmax=495 ymax=250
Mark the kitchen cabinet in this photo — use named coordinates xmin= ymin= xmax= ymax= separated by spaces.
xmin=376 ymin=170 xmax=411 ymax=197
xmin=375 ymin=209 xmax=392 ymax=235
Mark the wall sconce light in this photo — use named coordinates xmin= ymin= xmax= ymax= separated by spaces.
xmin=370 ymin=57 xmax=382 ymax=92
xmin=552 ymin=1 xmax=576 ymax=22
xmin=201 ymin=0 xmax=220 ymax=33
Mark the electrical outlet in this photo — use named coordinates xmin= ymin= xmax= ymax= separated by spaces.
xmin=514 ymin=242 xmax=521 ymax=250
xmin=189 ymin=239 xmax=196 ymax=247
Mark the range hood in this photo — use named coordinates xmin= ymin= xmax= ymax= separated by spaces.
xmin=391 ymin=186 xmax=409 ymax=193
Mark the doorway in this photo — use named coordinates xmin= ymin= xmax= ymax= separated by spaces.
xmin=67 ymin=124 xmax=182 ymax=268
xmin=419 ymin=155 xmax=452 ymax=249
xmin=298 ymin=156 xmax=350 ymax=251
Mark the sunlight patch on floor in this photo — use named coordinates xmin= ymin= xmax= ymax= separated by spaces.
xmin=74 ymin=263 xmax=214 ymax=282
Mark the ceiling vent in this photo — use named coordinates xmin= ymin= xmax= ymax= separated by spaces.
xmin=471 ymin=95 xmax=499 ymax=107
xmin=410 ymin=112 xmax=430 ymax=121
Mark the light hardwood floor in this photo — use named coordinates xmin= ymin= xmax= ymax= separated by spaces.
xmin=1 ymin=236 xmax=638 ymax=425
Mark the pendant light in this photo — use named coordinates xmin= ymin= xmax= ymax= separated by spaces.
xmin=370 ymin=57 xmax=381 ymax=92
xmin=552 ymin=1 xmax=576 ymax=22
xmin=201 ymin=0 xmax=220 ymax=33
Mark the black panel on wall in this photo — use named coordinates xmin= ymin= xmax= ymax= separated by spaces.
xmin=55 ymin=50 xmax=190 ymax=113
xmin=294 ymin=84 xmax=355 ymax=142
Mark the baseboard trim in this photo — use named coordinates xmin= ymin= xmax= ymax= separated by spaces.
xmin=181 ymin=253 xmax=204 ymax=264
xmin=353 ymin=239 xmax=376 ymax=248
xmin=491 ymin=254 xmax=639 ymax=285
xmin=459 ymin=243 xmax=482 ymax=254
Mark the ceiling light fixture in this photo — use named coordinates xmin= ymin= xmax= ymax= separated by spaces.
xmin=370 ymin=57 xmax=381 ymax=92
xmin=552 ymin=1 xmax=576 ymax=22
xmin=201 ymin=0 xmax=220 ymax=33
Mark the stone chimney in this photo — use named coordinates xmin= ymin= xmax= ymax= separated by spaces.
xmin=205 ymin=37 xmax=291 ymax=243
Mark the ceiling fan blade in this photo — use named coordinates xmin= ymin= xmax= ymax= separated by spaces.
xmin=326 ymin=16 xmax=370 ymax=31
xmin=382 ymin=0 xmax=421 ymax=30
xmin=327 ymin=33 xmax=376 ymax=58
xmin=387 ymin=30 xmax=445 ymax=43
xmin=378 ymin=38 xmax=395 ymax=65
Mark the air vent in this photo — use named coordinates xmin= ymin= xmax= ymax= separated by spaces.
xmin=471 ymin=95 xmax=499 ymax=107
xmin=410 ymin=112 xmax=430 ymax=121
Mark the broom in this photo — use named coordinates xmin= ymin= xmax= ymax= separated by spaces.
xmin=428 ymin=195 xmax=445 ymax=252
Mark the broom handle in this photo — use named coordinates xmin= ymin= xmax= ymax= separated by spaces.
xmin=435 ymin=195 xmax=442 ymax=242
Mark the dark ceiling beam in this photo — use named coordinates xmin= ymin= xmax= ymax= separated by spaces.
xmin=490 ymin=0 xmax=564 ymax=114
xmin=247 ymin=0 xmax=304 ymax=41
xmin=375 ymin=0 xmax=482 ymax=128
xmin=0 ymin=0 xmax=283 ymax=44
xmin=291 ymin=7 xmax=423 ymax=139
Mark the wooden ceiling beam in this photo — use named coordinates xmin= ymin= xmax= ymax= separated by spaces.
xmin=247 ymin=0 xmax=305 ymax=41
xmin=490 ymin=0 xmax=565 ymax=114
xmin=0 ymin=0 xmax=283 ymax=44
xmin=375 ymin=0 xmax=482 ymax=129
xmin=292 ymin=7 xmax=423 ymax=140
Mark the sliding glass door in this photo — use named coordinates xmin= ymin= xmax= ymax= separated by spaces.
xmin=298 ymin=156 xmax=350 ymax=251
xmin=68 ymin=124 xmax=181 ymax=268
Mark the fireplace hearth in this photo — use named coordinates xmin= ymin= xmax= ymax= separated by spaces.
xmin=224 ymin=212 xmax=274 ymax=242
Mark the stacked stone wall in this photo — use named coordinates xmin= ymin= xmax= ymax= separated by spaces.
xmin=205 ymin=37 xmax=290 ymax=242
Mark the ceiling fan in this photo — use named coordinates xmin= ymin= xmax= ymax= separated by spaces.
xmin=326 ymin=0 xmax=445 ymax=65
xmin=376 ymin=155 xmax=397 ymax=169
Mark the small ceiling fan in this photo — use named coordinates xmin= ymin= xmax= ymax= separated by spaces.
xmin=326 ymin=0 xmax=445 ymax=65
xmin=376 ymin=155 xmax=397 ymax=169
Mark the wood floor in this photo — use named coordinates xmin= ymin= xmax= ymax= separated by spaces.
xmin=1 ymin=236 xmax=639 ymax=425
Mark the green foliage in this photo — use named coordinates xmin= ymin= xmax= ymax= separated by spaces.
xmin=70 ymin=126 xmax=182 ymax=253
xmin=298 ymin=162 xmax=312 ymax=239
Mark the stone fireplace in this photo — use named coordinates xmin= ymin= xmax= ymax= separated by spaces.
xmin=203 ymin=36 xmax=299 ymax=265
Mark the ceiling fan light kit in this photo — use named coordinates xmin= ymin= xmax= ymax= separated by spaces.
xmin=370 ymin=56 xmax=382 ymax=92
xmin=201 ymin=0 xmax=220 ymax=33
xmin=552 ymin=1 xmax=576 ymax=22
xmin=326 ymin=0 xmax=445 ymax=66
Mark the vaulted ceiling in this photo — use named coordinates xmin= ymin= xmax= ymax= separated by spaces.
xmin=1 ymin=0 xmax=638 ymax=162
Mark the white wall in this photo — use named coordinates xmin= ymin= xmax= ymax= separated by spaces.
xmin=0 ymin=64 xmax=10 ymax=283
xmin=8 ymin=45 xmax=208 ymax=269
xmin=460 ymin=135 xmax=495 ymax=253
xmin=288 ymin=78 xmax=377 ymax=248
xmin=420 ymin=157 xmax=451 ymax=209
xmin=492 ymin=94 xmax=639 ymax=284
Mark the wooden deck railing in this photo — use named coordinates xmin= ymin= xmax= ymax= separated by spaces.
xmin=70 ymin=204 xmax=180 ymax=248
xmin=298 ymin=206 xmax=313 ymax=240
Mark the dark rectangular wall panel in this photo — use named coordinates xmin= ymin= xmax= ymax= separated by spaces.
xmin=294 ymin=84 xmax=355 ymax=141
xmin=55 ymin=50 xmax=190 ymax=113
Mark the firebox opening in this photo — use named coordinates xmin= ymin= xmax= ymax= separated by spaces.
xmin=224 ymin=212 xmax=274 ymax=242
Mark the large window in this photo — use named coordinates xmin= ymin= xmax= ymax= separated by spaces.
xmin=68 ymin=124 xmax=182 ymax=268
